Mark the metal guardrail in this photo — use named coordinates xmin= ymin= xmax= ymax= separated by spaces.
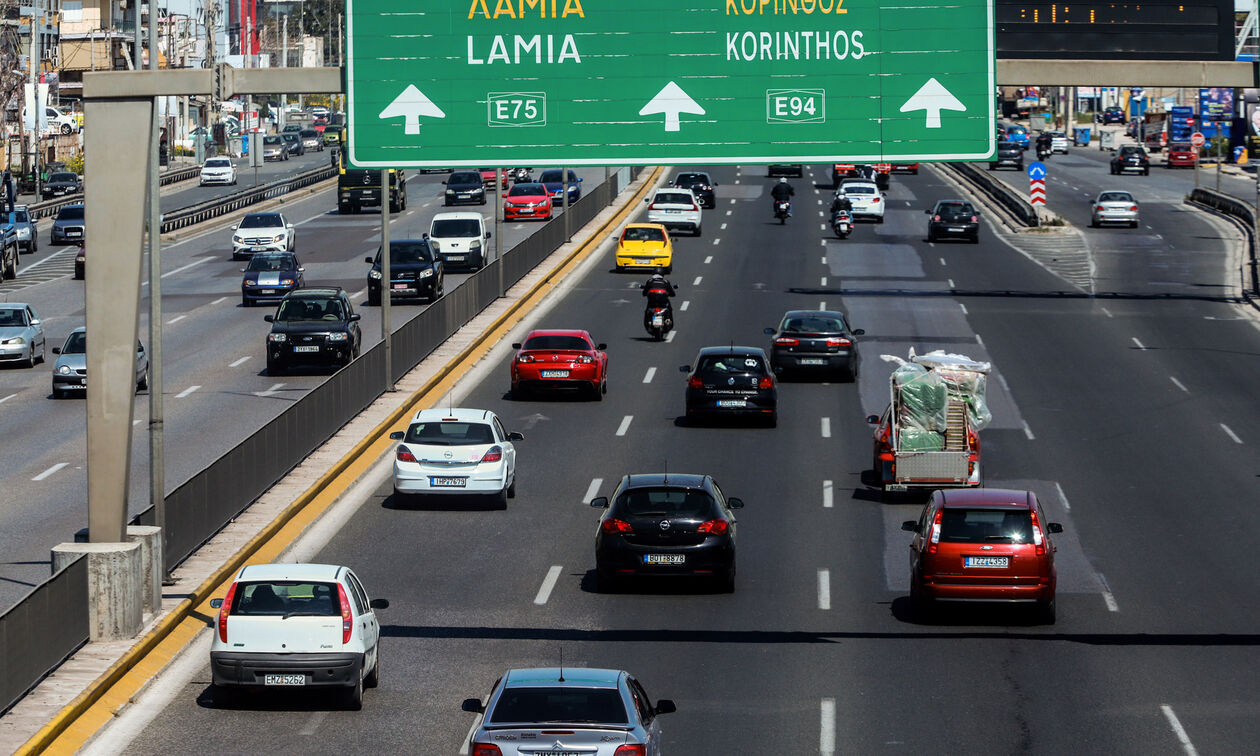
xmin=23 ymin=165 xmax=204 ymax=222
xmin=159 ymin=165 xmax=337 ymax=233
xmin=0 ymin=555 xmax=88 ymax=715
xmin=943 ymin=162 xmax=1039 ymax=227
xmin=1187 ymin=187 xmax=1260 ymax=297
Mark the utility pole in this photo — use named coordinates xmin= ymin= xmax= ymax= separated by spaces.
xmin=280 ymin=15 xmax=287 ymax=129
xmin=29 ymin=0 xmax=41 ymax=199
xmin=380 ymin=169 xmax=393 ymax=392
xmin=148 ymin=0 xmax=168 ymax=579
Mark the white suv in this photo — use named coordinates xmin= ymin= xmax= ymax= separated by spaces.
xmin=645 ymin=187 xmax=702 ymax=236
xmin=390 ymin=407 xmax=522 ymax=505
xmin=428 ymin=211 xmax=491 ymax=270
xmin=231 ymin=212 xmax=295 ymax=260
xmin=209 ymin=563 xmax=388 ymax=709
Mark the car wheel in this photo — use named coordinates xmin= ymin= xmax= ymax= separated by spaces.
xmin=592 ymin=381 xmax=604 ymax=401
xmin=1037 ymin=596 xmax=1057 ymax=625
xmin=765 ymin=412 xmax=778 ymax=428
xmin=506 ymin=472 xmax=517 ymax=499
xmin=338 ymin=204 xmax=351 ymax=215
xmin=1089 ymin=216 xmax=1098 ymax=228
xmin=137 ymin=369 xmax=149 ymax=391
xmin=494 ymin=486 xmax=509 ymax=509
xmin=841 ymin=364 xmax=856 ymax=383
xmin=1143 ymin=168 xmax=1149 ymax=176
xmin=241 ymin=297 xmax=251 ymax=307
xmin=480 ymin=196 xmax=487 ymax=205
xmin=364 ymin=651 xmax=380 ymax=688
xmin=266 ymin=358 xmax=284 ymax=376
xmin=21 ymin=348 xmax=35 ymax=369
xmin=342 ymin=673 xmax=363 ymax=711
xmin=926 ymin=232 xmax=935 ymax=243
xmin=718 ymin=562 xmax=736 ymax=593
xmin=596 ymin=568 xmax=621 ymax=593
xmin=60 ymin=123 xmax=72 ymax=135
xmin=693 ymin=224 xmax=702 ymax=237
xmin=1131 ymin=220 xmax=1139 ymax=229
xmin=876 ymin=215 xmax=884 ymax=224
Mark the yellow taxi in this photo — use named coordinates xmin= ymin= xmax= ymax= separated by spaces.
xmin=615 ymin=223 xmax=673 ymax=273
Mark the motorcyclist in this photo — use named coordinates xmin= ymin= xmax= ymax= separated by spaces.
xmin=641 ymin=272 xmax=676 ymax=330
xmin=770 ymin=176 xmax=794 ymax=216
xmin=1036 ymin=131 xmax=1053 ymax=159
xmin=829 ymin=191 xmax=853 ymax=216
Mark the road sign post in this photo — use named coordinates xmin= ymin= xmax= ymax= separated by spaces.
xmin=346 ymin=0 xmax=996 ymax=167
xmin=1191 ymin=131 xmax=1204 ymax=188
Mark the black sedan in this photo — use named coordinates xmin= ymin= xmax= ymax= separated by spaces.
xmin=680 ymin=346 xmax=777 ymax=426
xmin=926 ymin=199 xmax=980 ymax=244
xmin=764 ymin=310 xmax=864 ymax=381
xmin=365 ymin=239 xmax=444 ymax=305
xmin=1110 ymin=145 xmax=1150 ymax=175
xmin=241 ymin=252 xmax=304 ymax=306
xmin=1101 ymin=106 xmax=1126 ymax=124
xmin=671 ymin=171 xmax=718 ymax=209
xmin=591 ymin=473 xmax=743 ymax=592
xmin=41 ymin=171 xmax=82 ymax=199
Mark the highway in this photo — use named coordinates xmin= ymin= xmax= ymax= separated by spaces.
xmin=102 ymin=160 xmax=1260 ymax=753
xmin=0 ymin=158 xmax=609 ymax=609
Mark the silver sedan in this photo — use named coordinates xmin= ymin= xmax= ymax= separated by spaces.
xmin=1091 ymin=190 xmax=1139 ymax=228
xmin=51 ymin=327 xmax=149 ymax=399
xmin=0 ymin=303 xmax=46 ymax=368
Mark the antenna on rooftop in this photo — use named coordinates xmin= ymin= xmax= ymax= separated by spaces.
xmin=558 ymin=647 xmax=565 ymax=682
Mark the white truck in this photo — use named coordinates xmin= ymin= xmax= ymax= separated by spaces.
xmin=866 ymin=350 xmax=991 ymax=496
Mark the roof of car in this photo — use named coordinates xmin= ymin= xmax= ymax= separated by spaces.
xmin=432 ymin=211 xmax=483 ymax=220
xmin=408 ymin=407 xmax=494 ymax=423
xmin=624 ymin=222 xmax=667 ymax=230
xmin=622 ymin=473 xmax=709 ymax=490
xmin=237 ymin=563 xmax=344 ymax=582
xmin=523 ymin=329 xmax=591 ymax=340
xmin=695 ymin=345 xmax=766 ymax=357
xmin=938 ymin=488 xmax=1035 ymax=509
xmin=287 ymin=287 xmax=344 ymax=298
xmin=503 ymin=668 xmax=623 ymax=689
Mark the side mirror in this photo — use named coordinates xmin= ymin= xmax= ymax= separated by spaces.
xmin=365 ymin=256 xmax=373 ymax=264
xmin=643 ymin=197 xmax=650 ymax=203
xmin=349 ymin=313 xmax=362 ymax=322
xmin=298 ymin=267 xmax=305 ymax=272
xmin=728 ymin=497 xmax=744 ymax=509
xmin=511 ymin=343 xmax=521 ymax=349
xmin=901 ymin=521 xmax=917 ymax=532
xmin=596 ymin=343 xmax=607 ymax=350
xmin=209 ymin=598 xmax=223 ymax=609
xmin=369 ymin=598 xmax=390 ymax=610
xmin=852 ymin=328 xmax=865 ymax=336
xmin=679 ymin=365 xmax=690 ymax=372
xmin=485 ymin=231 xmax=492 ymax=239
xmin=389 ymin=431 xmax=404 ymax=440
xmin=287 ymin=224 xmax=294 ymax=229
xmin=52 ymin=347 xmax=61 ymax=354
xmin=924 ymin=209 xmax=932 ymax=214
xmin=507 ymin=431 xmax=524 ymax=441
xmin=865 ymin=414 xmax=880 ymax=424
xmin=29 ymin=319 xmax=40 ymax=326
xmin=763 ymin=327 xmax=775 ymax=335
xmin=264 ymin=315 xmax=275 ymax=322
xmin=1047 ymin=522 xmax=1064 ymax=534
xmin=655 ymin=699 xmax=677 ymax=715
xmin=590 ymin=496 xmax=609 ymax=509
xmin=462 ymin=698 xmax=485 ymax=714
xmin=137 ymin=344 xmax=145 ymax=353
xmin=231 ymin=225 xmax=239 ymax=230
xmin=240 ymin=268 xmax=247 ymax=272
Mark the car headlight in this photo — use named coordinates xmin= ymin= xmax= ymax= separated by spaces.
xmin=368 ymin=269 xmax=382 ymax=279
xmin=273 ymin=234 xmax=286 ymax=243
xmin=429 ymin=240 xmax=441 ymax=252
xmin=2 ymin=336 xmax=24 ymax=345
xmin=327 ymin=332 xmax=349 ymax=342
xmin=470 ymin=240 xmax=481 ymax=251
xmin=445 ymin=189 xmax=455 ymax=195
xmin=232 ymin=235 xmax=243 ymax=245
xmin=268 ymin=333 xmax=287 ymax=342
xmin=418 ymin=268 xmax=434 ymax=278
xmin=58 ymin=364 xmax=71 ymax=374
xmin=279 ymin=278 xmax=295 ymax=286
xmin=472 ymin=186 xmax=484 ymax=194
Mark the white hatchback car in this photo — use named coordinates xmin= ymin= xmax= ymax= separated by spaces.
xmin=209 ymin=563 xmax=388 ymax=709
xmin=645 ymin=187 xmax=702 ymax=236
xmin=838 ymin=179 xmax=885 ymax=223
xmin=390 ymin=408 xmax=522 ymax=504
xmin=199 ymin=157 xmax=237 ymax=186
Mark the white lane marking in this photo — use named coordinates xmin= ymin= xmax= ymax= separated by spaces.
xmin=680 ymin=300 xmax=690 ymax=311
xmin=255 ymin=383 xmax=286 ymax=397
xmin=141 ymin=257 xmax=211 ymax=285
xmin=819 ymin=223 xmax=826 ymax=231
xmin=0 ymin=393 xmax=17 ymax=405
xmin=712 ymin=238 xmax=720 ymax=245
xmin=1097 ymin=572 xmax=1119 ymax=612
xmin=615 ymin=415 xmax=633 ymax=436
xmin=166 ymin=315 xmax=186 ymax=325
xmin=1132 ymin=337 xmax=1147 ymax=350
xmin=692 ymin=276 xmax=702 ymax=285
xmin=734 ymin=179 xmax=740 ymax=184
xmin=210 ymin=296 xmax=228 ymax=305
xmin=229 ymin=356 xmax=251 ymax=368
xmin=1055 ymin=481 xmax=1071 ymax=512
xmin=1102 ymin=307 xmax=1114 ymax=318
xmin=583 ymin=478 xmax=603 ymax=504
xmin=959 ymin=303 xmax=968 ymax=315
xmin=642 ymin=367 xmax=656 ymax=384
xmin=31 ymin=462 xmax=68 ymax=482
xmin=975 ymin=333 xmax=984 ymax=346
xmin=351 ymin=288 xmax=368 ymax=300
xmin=820 ymin=276 xmax=827 ymax=287
xmin=533 ymin=565 xmax=563 ymax=605
xmin=1220 ymin=423 xmax=1243 ymax=444
xmin=818 ymin=300 xmax=826 ymax=310
xmin=820 ymin=417 xmax=831 ymax=438
xmin=820 ymin=256 xmax=826 ymax=265
xmin=175 ymin=385 xmax=200 ymax=399
xmin=818 ymin=211 xmax=824 ymax=218
xmin=1022 ymin=421 xmax=1035 ymax=440
xmin=997 ymin=371 xmax=1011 ymax=393
xmin=704 ymin=256 xmax=713 ymax=264
xmin=720 ymin=222 xmax=727 ymax=230
xmin=819 ymin=239 xmax=826 ymax=247
xmin=820 ymin=698 xmax=836 ymax=756
xmin=948 ymin=278 xmax=956 ymax=288
xmin=822 ymin=480 xmax=834 ymax=509
xmin=817 ymin=569 xmax=831 ymax=610
xmin=133 ymin=419 xmax=142 ymax=426
xmin=298 ymin=711 xmax=328 ymax=736
xmin=729 ymin=199 xmax=736 ymax=205
xmin=1169 ymin=376 xmax=1188 ymax=393
xmin=725 ymin=210 xmax=732 ymax=216
xmin=664 ymin=330 xmax=676 ymax=343
xmin=939 ymin=257 xmax=947 ymax=266
xmin=1160 ymin=705 xmax=1199 ymax=756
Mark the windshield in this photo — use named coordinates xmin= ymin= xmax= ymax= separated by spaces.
xmin=264 ymin=135 xmax=282 ymax=145
xmin=56 ymin=206 xmax=84 ymax=221
xmin=781 ymin=315 xmax=845 ymax=334
xmin=49 ymin=172 xmax=77 ymax=183
xmin=229 ymin=581 xmax=342 ymax=617
xmin=1098 ymin=192 xmax=1134 ymax=203
xmin=12 ymin=210 xmax=28 ymax=223
xmin=623 ymin=226 xmax=666 ymax=242
xmin=205 ymin=159 xmax=232 ymax=169
xmin=615 ymin=487 xmax=714 ymax=517
xmin=697 ymin=353 xmax=767 ymax=375
xmin=489 ymin=688 xmax=628 ymax=725
xmin=939 ymin=508 xmax=1034 ymax=544
xmin=403 ymin=421 xmax=494 ymax=446
xmin=936 ymin=203 xmax=975 ymax=220
xmin=300 ymin=130 xmax=318 ymax=138
xmin=276 ymin=298 xmax=344 ymax=321
xmin=62 ymin=332 xmax=87 ymax=354
xmin=508 ymin=183 xmax=545 ymax=196
xmin=431 ymin=219 xmax=481 ymax=238
xmin=246 ymin=254 xmax=295 ymax=272
xmin=240 ymin=214 xmax=282 ymax=229
xmin=674 ymin=173 xmax=708 ymax=184
xmin=383 ymin=242 xmax=433 ymax=264
xmin=522 ymin=335 xmax=590 ymax=351
xmin=539 ymin=170 xmax=575 ymax=183
xmin=0 ymin=309 xmax=27 ymax=327
xmin=449 ymin=172 xmax=481 ymax=185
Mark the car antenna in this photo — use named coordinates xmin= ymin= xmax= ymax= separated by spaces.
xmin=663 ymin=460 xmax=668 ymax=485
xmin=558 ymin=648 xmax=565 ymax=682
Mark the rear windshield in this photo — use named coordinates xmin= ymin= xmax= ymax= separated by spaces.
xmin=940 ymin=508 xmax=1033 ymax=544
xmin=240 ymin=213 xmax=282 ymax=228
xmin=997 ymin=141 xmax=1018 ymax=150
xmin=1168 ymin=143 xmax=1191 ymax=150
xmin=508 ymin=183 xmax=545 ymax=196
xmin=1098 ymin=192 xmax=1133 ymax=203
xmin=57 ymin=206 xmax=85 ymax=221
xmin=431 ymin=218 xmax=482 ymax=238
xmin=653 ymin=192 xmax=693 ymax=205
xmin=449 ymin=172 xmax=482 ymax=184
xmin=489 ymin=688 xmax=628 ymax=725
xmin=49 ymin=172 xmax=77 ymax=183
xmin=623 ymin=226 xmax=666 ymax=242
xmin=276 ymin=298 xmax=344 ymax=321
xmin=842 ymin=185 xmax=875 ymax=195
xmin=1005 ymin=126 xmax=1026 ymax=135
xmin=300 ymin=130 xmax=318 ymax=138
xmin=697 ymin=353 xmax=767 ymax=375
xmin=614 ymin=487 xmax=714 ymax=517
xmin=384 ymin=241 xmax=434 ymax=264
xmin=246 ymin=254 xmax=295 ymax=271
xmin=936 ymin=203 xmax=975 ymax=220
xmin=404 ymin=421 xmax=494 ymax=446
xmin=1120 ymin=146 xmax=1146 ymax=156
xmin=230 ymin=581 xmax=342 ymax=617
xmin=674 ymin=173 xmax=708 ymax=184
xmin=781 ymin=315 xmax=845 ymax=333
xmin=539 ymin=170 xmax=576 ymax=183
xmin=523 ymin=335 xmax=589 ymax=351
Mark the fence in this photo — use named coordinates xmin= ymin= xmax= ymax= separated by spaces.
xmin=22 ymin=164 xmax=203 ymax=222
xmin=942 ymin=162 xmax=1039 ymax=227
xmin=160 ymin=165 xmax=337 ymax=232
xmin=1187 ymin=187 xmax=1260 ymax=297
xmin=0 ymin=555 xmax=88 ymax=714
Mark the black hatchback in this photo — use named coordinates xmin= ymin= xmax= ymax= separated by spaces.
xmin=926 ymin=200 xmax=980 ymax=243
xmin=365 ymin=239 xmax=444 ymax=305
xmin=443 ymin=171 xmax=486 ymax=206
xmin=671 ymin=171 xmax=717 ymax=208
xmin=591 ymin=473 xmax=744 ymax=592
xmin=989 ymin=141 xmax=1023 ymax=171
xmin=681 ymin=346 xmax=777 ymax=426
xmin=765 ymin=310 xmax=864 ymax=381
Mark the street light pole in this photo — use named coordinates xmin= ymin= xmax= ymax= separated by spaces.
xmin=148 ymin=0 xmax=167 ymax=579
xmin=381 ymin=169 xmax=393 ymax=391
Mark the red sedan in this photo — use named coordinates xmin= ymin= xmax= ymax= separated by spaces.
xmin=510 ymin=329 xmax=608 ymax=400
xmin=1165 ymin=142 xmax=1197 ymax=168
xmin=891 ymin=163 xmax=919 ymax=174
xmin=503 ymin=182 xmax=553 ymax=221
xmin=479 ymin=168 xmax=509 ymax=190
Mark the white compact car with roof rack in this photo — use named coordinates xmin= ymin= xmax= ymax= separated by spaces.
xmin=390 ymin=407 xmax=523 ymax=505
xmin=644 ymin=187 xmax=702 ymax=236
xmin=209 ymin=563 xmax=388 ymax=709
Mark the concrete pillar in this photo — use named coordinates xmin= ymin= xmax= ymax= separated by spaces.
xmin=51 ymin=541 xmax=144 ymax=641
xmin=126 ymin=525 xmax=163 ymax=615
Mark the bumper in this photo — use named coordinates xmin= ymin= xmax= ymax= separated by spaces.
xmin=51 ymin=229 xmax=84 ymax=244
xmin=443 ymin=192 xmax=485 ymax=205
xmin=616 ymin=255 xmax=671 ymax=270
xmin=929 ymin=223 xmax=979 ymax=238
xmin=210 ymin=651 xmax=363 ymax=688
xmin=368 ymin=277 xmax=440 ymax=300
xmin=1095 ymin=212 xmax=1138 ymax=224
xmin=1116 ymin=164 xmax=1148 ymax=173
xmin=646 ymin=213 xmax=701 ymax=232
xmin=916 ymin=577 xmax=1054 ymax=604
xmin=597 ymin=540 xmax=734 ymax=577
xmin=393 ymin=464 xmax=506 ymax=495
xmin=505 ymin=206 xmax=550 ymax=219
xmin=269 ymin=343 xmax=354 ymax=366
xmin=0 ymin=344 xmax=32 ymax=362
xmin=851 ymin=209 xmax=884 ymax=221
xmin=52 ymin=374 xmax=88 ymax=391
xmin=243 ymin=284 xmax=299 ymax=303
xmin=200 ymin=174 xmax=234 ymax=185
xmin=685 ymin=392 xmax=776 ymax=417
xmin=233 ymin=243 xmax=287 ymax=258
xmin=990 ymin=158 xmax=1022 ymax=168
xmin=341 ymin=188 xmax=384 ymax=207
xmin=436 ymin=250 xmax=483 ymax=269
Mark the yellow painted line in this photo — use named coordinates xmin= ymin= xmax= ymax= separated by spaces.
xmin=19 ymin=166 xmax=662 ymax=756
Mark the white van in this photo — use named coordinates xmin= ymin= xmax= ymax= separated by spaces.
xmin=429 ymin=211 xmax=492 ymax=270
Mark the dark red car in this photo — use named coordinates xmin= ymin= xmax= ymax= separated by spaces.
xmin=891 ymin=163 xmax=919 ymax=174
xmin=479 ymin=168 xmax=509 ymax=191
xmin=510 ymin=329 xmax=608 ymax=400
xmin=902 ymin=488 xmax=1063 ymax=623
xmin=1165 ymin=142 xmax=1197 ymax=168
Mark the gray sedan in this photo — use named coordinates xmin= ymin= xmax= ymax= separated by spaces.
xmin=10 ymin=206 xmax=37 ymax=254
xmin=0 ymin=303 xmax=46 ymax=368
xmin=1090 ymin=190 xmax=1139 ymax=228
xmin=51 ymin=327 xmax=149 ymax=399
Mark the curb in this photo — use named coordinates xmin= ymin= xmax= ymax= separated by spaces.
xmin=15 ymin=166 xmax=664 ymax=756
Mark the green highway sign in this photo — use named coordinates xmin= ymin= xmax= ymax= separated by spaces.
xmin=345 ymin=0 xmax=995 ymax=167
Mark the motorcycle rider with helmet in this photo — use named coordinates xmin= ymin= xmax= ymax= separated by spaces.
xmin=770 ymin=176 xmax=794 ymax=217
xmin=641 ymin=272 xmax=677 ymax=332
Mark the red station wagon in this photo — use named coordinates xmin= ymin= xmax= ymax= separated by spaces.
xmin=902 ymin=488 xmax=1063 ymax=623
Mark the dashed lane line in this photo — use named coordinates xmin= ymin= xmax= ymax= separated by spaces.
xmin=822 ymin=480 xmax=834 ymax=509
xmin=704 ymin=256 xmax=713 ymax=264
xmin=665 ymin=330 xmax=676 ymax=343
xmin=0 ymin=392 xmax=17 ymax=405
xmin=1132 ymin=337 xmax=1147 ymax=350
xmin=616 ymin=415 xmax=633 ymax=436
xmin=820 ymin=417 xmax=831 ymax=438
xmin=583 ymin=478 xmax=603 ymax=503
xmin=210 ymin=296 xmax=228 ymax=305
xmin=175 ymin=385 xmax=200 ymax=399
xmin=692 ymin=276 xmax=702 ymax=285
xmin=1022 ymin=421 xmax=1035 ymax=440
xmin=1170 ymin=376 xmax=1188 ymax=393
xmin=820 ymin=698 xmax=836 ymax=756
xmin=166 ymin=315 xmax=186 ymax=325
xmin=817 ymin=569 xmax=831 ymax=610
xmin=1097 ymin=572 xmax=1119 ymax=612
xmin=229 ymin=356 xmax=251 ymax=368
xmin=1220 ymin=423 xmax=1243 ymax=444
xmin=1055 ymin=481 xmax=1070 ymax=512
xmin=642 ymin=367 xmax=656 ymax=383
xmin=31 ymin=462 xmax=68 ymax=482
xmin=1160 ymin=705 xmax=1199 ymax=756
xmin=680 ymin=301 xmax=690 ymax=311
xmin=533 ymin=565 xmax=563 ymax=605
xmin=255 ymin=383 xmax=286 ymax=398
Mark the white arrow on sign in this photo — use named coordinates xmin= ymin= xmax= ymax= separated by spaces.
xmin=378 ymin=84 xmax=446 ymax=136
xmin=899 ymin=78 xmax=966 ymax=129
xmin=639 ymin=81 xmax=705 ymax=132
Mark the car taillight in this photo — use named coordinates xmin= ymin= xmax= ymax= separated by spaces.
xmin=774 ymin=337 xmax=799 ymax=346
xmin=217 ymin=582 xmax=238 ymax=643
xmin=1030 ymin=510 xmax=1046 ymax=556
xmin=601 ymin=518 xmax=634 ymax=534
xmin=517 ymin=354 xmax=535 ymax=363
xmin=1129 ymin=205 xmax=1138 ymax=212
xmin=397 ymin=448 xmax=417 ymax=463
xmin=481 ymin=445 xmax=503 ymax=463
xmin=687 ymin=376 xmax=703 ymax=389
xmin=614 ymin=746 xmax=647 ymax=756
xmin=471 ymin=745 xmax=503 ymax=756
xmin=337 ymin=583 xmax=353 ymax=644
xmin=871 ymin=197 xmax=881 ymax=203
xmin=758 ymin=376 xmax=774 ymax=389
xmin=575 ymin=354 xmax=594 ymax=363
xmin=648 ymin=203 xmax=660 ymax=210
xmin=826 ymin=337 xmax=851 ymax=347
xmin=927 ymin=510 xmax=942 ymax=554
xmin=697 ymin=519 xmax=730 ymax=535
xmin=689 ymin=203 xmax=699 ymax=211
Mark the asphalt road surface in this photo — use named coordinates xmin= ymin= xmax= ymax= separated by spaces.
xmin=108 ymin=162 xmax=1259 ymax=754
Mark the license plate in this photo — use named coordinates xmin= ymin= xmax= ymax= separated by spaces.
xmin=293 ymin=345 xmax=320 ymax=353
xmin=651 ymin=315 xmax=664 ymax=327
xmin=392 ymin=283 xmax=411 ymax=290
xmin=635 ymin=259 xmax=651 ymax=265
xmin=964 ymin=556 xmax=1010 ymax=568
xmin=541 ymin=370 xmax=569 ymax=378
xmin=949 ymin=227 xmax=965 ymax=232
xmin=799 ymin=358 xmax=825 ymax=365
xmin=716 ymin=399 xmax=746 ymax=408
xmin=664 ymin=209 xmax=680 ymax=214
xmin=458 ymin=194 xmax=470 ymax=199
xmin=264 ymin=674 xmax=305 ymax=686
xmin=258 ymin=289 xmax=275 ymax=294
xmin=447 ymin=255 xmax=465 ymax=262
xmin=430 ymin=476 xmax=467 ymax=487
xmin=644 ymin=554 xmax=685 ymax=564
xmin=67 ymin=231 xmax=82 ymax=237
xmin=251 ymin=246 xmax=266 ymax=252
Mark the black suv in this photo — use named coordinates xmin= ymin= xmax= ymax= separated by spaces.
xmin=591 ymin=473 xmax=744 ymax=592
xmin=443 ymin=171 xmax=486 ymax=206
xmin=263 ymin=287 xmax=361 ymax=375
xmin=671 ymin=171 xmax=718 ymax=208
xmin=989 ymin=141 xmax=1024 ymax=171
xmin=680 ymin=346 xmax=777 ymax=427
xmin=365 ymin=239 xmax=444 ymax=305
xmin=1110 ymin=145 xmax=1150 ymax=175
xmin=926 ymin=199 xmax=980 ymax=244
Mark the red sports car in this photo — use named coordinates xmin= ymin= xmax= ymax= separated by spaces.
xmin=479 ymin=168 xmax=509 ymax=190
xmin=510 ymin=329 xmax=608 ymax=400
xmin=503 ymin=182 xmax=553 ymax=221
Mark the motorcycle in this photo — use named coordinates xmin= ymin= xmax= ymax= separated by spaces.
xmin=831 ymin=209 xmax=852 ymax=239
xmin=774 ymin=199 xmax=791 ymax=225
xmin=645 ymin=305 xmax=673 ymax=341
xmin=1036 ymin=144 xmax=1051 ymax=161
xmin=511 ymin=167 xmax=532 ymax=183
